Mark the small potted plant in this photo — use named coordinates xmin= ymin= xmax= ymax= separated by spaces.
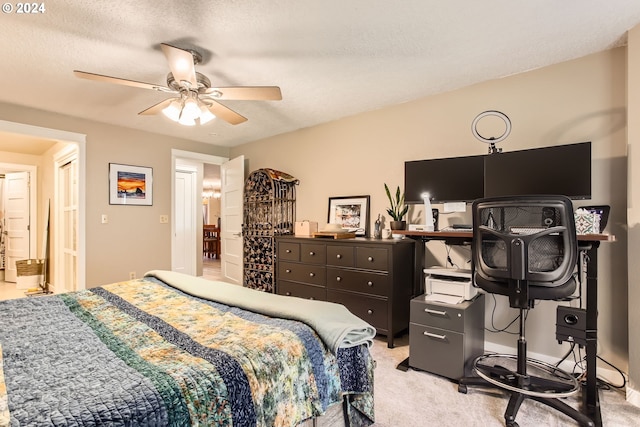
xmin=384 ymin=183 xmax=409 ymax=230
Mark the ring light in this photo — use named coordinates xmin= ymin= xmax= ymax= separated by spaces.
xmin=472 ymin=110 xmax=511 ymax=154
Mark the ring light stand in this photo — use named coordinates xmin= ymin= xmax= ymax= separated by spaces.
xmin=472 ymin=110 xmax=511 ymax=154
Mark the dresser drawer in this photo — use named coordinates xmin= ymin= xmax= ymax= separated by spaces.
xmin=409 ymin=323 xmax=465 ymax=379
xmin=277 ymin=281 xmax=326 ymax=300
xmin=327 ymin=289 xmax=387 ymax=331
xmin=410 ymin=298 xmax=468 ymax=332
xmin=326 ymin=267 xmax=389 ymax=297
xmin=300 ymin=243 xmax=326 ymax=264
xmin=355 ymin=247 xmax=388 ymax=271
xmin=278 ymin=261 xmax=326 ymax=286
xmin=278 ymin=242 xmax=300 ymax=261
xmin=326 ymin=245 xmax=355 ymax=267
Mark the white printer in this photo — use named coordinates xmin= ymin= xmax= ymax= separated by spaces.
xmin=424 ymin=267 xmax=478 ymax=304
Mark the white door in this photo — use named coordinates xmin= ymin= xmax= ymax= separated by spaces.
xmin=173 ymin=170 xmax=196 ymax=275
xmin=220 ymin=155 xmax=244 ymax=285
xmin=57 ymin=158 xmax=78 ymax=292
xmin=4 ymin=171 xmax=30 ymax=283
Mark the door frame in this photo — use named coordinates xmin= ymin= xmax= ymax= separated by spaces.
xmin=0 ymin=119 xmax=86 ymax=290
xmin=171 ymin=149 xmax=228 ymax=276
xmin=53 ymin=144 xmax=79 ymax=292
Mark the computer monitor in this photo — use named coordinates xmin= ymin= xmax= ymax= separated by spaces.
xmin=484 ymin=141 xmax=591 ymax=199
xmin=404 ymin=155 xmax=485 ymax=204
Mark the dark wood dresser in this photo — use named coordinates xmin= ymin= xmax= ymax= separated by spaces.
xmin=275 ymin=236 xmax=415 ymax=347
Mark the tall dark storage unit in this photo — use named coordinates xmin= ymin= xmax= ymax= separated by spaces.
xmin=243 ymin=168 xmax=298 ymax=292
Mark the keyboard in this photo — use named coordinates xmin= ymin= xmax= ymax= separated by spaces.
xmin=451 ymin=224 xmax=472 ymax=230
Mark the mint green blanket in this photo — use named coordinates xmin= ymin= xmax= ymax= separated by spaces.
xmin=145 ymin=270 xmax=376 ymax=353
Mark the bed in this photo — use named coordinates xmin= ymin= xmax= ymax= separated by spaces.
xmin=0 ymin=270 xmax=376 ymax=427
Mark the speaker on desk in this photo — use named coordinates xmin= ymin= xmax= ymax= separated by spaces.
xmin=542 ymin=206 xmax=557 ymax=227
xmin=556 ymin=306 xmax=588 ymax=346
xmin=432 ymin=208 xmax=439 ymax=231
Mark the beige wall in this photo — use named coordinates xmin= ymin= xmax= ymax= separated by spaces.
xmin=0 ymin=102 xmax=229 ymax=286
xmin=627 ymin=26 xmax=640 ymax=405
xmin=232 ymin=48 xmax=630 ymax=374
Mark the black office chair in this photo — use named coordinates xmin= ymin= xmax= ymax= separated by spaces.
xmin=458 ymin=195 xmax=594 ymax=427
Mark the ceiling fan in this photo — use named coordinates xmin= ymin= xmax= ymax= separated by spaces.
xmin=73 ymin=43 xmax=282 ymax=126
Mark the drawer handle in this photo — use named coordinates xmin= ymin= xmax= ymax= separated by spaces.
xmin=336 ymin=276 xmax=342 ymax=282
xmin=367 ymin=281 xmax=373 ymax=287
xmin=367 ymin=256 xmax=373 ymax=262
xmin=286 ymin=249 xmax=292 ymax=253
xmin=309 ymin=272 xmax=315 ymax=277
xmin=285 ymin=269 xmax=291 ymax=273
xmin=309 ymin=251 xmax=315 ymax=256
xmin=367 ymin=309 xmax=373 ymax=315
xmin=424 ymin=308 xmax=447 ymax=316
xmin=424 ymin=331 xmax=447 ymax=340
xmin=336 ymin=254 xmax=342 ymax=259
xmin=285 ymin=292 xmax=291 ymax=296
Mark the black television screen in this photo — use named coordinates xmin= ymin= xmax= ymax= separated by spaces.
xmin=404 ymin=155 xmax=485 ymax=203
xmin=484 ymin=141 xmax=591 ymax=199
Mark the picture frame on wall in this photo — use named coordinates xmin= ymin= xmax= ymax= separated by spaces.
xmin=327 ymin=195 xmax=370 ymax=237
xmin=109 ymin=163 xmax=153 ymax=206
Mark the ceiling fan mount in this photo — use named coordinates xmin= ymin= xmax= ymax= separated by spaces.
xmin=166 ymin=72 xmax=211 ymax=92
xmin=73 ymin=43 xmax=282 ymax=126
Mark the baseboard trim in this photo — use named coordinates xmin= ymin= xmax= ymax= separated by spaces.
xmin=627 ymin=385 xmax=640 ymax=407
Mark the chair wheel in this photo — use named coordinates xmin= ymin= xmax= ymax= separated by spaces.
xmin=506 ymin=422 xmax=519 ymax=427
xmin=458 ymin=384 xmax=468 ymax=394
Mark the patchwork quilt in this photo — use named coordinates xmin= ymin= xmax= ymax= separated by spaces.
xmin=0 ymin=273 xmax=375 ymax=426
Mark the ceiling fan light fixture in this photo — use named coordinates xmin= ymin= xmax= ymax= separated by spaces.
xmin=178 ymin=114 xmax=196 ymax=126
xmin=181 ymin=97 xmax=200 ymax=122
xmin=199 ymin=104 xmax=216 ymax=124
xmin=162 ymin=99 xmax=182 ymax=122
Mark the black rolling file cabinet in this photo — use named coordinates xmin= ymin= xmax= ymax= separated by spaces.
xmin=409 ymin=293 xmax=485 ymax=380
xmin=275 ymin=236 xmax=415 ymax=347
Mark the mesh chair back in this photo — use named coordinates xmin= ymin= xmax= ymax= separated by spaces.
xmin=472 ymin=195 xmax=578 ymax=291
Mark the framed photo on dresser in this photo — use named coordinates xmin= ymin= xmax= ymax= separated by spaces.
xmin=327 ymin=195 xmax=370 ymax=236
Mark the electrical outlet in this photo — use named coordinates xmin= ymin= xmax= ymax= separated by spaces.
xmin=129 ymin=271 xmax=136 ymax=280
xmin=160 ymin=215 xmax=169 ymax=224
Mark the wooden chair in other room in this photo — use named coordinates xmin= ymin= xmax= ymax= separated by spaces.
xmin=203 ymin=225 xmax=220 ymax=258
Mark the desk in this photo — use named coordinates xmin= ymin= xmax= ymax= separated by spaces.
xmin=395 ymin=229 xmax=615 ymax=427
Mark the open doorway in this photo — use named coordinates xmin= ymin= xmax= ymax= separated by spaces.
xmin=0 ymin=120 xmax=86 ymax=295
xmin=171 ymin=150 xmax=227 ymax=278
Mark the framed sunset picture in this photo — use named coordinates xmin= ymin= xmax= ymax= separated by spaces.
xmin=109 ymin=163 xmax=153 ymax=205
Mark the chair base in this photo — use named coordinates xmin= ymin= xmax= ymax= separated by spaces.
xmin=458 ymin=354 xmax=594 ymax=427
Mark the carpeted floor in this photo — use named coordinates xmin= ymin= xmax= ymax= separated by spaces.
xmin=369 ymin=334 xmax=640 ymax=426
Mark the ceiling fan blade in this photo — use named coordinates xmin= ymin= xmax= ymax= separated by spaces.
xmin=203 ymin=86 xmax=282 ymax=101
xmin=161 ymin=43 xmax=198 ymax=89
xmin=206 ymin=100 xmax=248 ymax=125
xmin=138 ymin=98 xmax=174 ymax=115
xmin=73 ymin=70 xmax=172 ymax=92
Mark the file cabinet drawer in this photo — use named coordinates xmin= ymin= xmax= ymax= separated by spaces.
xmin=410 ymin=299 xmax=467 ymax=332
xmin=409 ymin=323 xmax=465 ymax=379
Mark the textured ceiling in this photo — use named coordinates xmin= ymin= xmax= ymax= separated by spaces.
xmin=2 ymin=0 xmax=640 ymax=148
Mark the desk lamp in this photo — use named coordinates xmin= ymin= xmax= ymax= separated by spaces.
xmin=422 ymin=192 xmax=435 ymax=232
